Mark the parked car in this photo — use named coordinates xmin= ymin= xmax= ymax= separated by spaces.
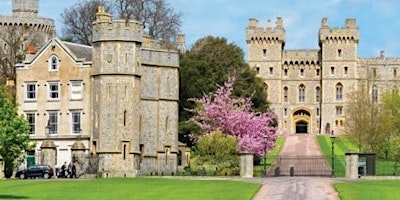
xmin=16 ymin=165 xmax=54 ymax=179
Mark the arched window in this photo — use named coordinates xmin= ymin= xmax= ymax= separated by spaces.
xmin=283 ymin=87 xmax=288 ymax=102
xmin=316 ymin=68 xmax=320 ymax=76
xmin=299 ymin=84 xmax=305 ymax=102
xmin=49 ymin=55 xmax=59 ymax=71
xmin=300 ymin=68 xmax=304 ymax=77
xmin=372 ymin=85 xmax=378 ymax=103
xmin=316 ymin=86 xmax=321 ymax=102
xmin=336 ymin=83 xmax=343 ymax=101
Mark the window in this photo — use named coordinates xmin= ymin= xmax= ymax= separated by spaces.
xmin=331 ymin=67 xmax=335 ymax=75
xmin=269 ymin=67 xmax=273 ymax=75
xmin=48 ymin=112 xmax=58 ymax=135
xmin=263 ymin=49 xmax=267 ymax=57
xmin=316 ymin=69 xmax=320 ymax=76
xmin=48 ymin=82 xmax=59 ymax=100
xmin=49 ymin=55 xmax=59 ymax=71
xmin=299 ymin=84 xmax=305 ymax=102
xmin=373 ymin=68 xmax=377 ymax=78
xmin=283 ymin=87 xmax=288 ymax=102
xmin=336 ymin=83 xmax=343 ymax=101
xmin=372 ymin=85 xmax=378 ymax=103
xmin=26 ymin=113 xmax=35 ymax=135
xmin=25 ymin=83 xmax=36 ymax=101
xmin=336 ymin=106 xmax=343 ymax=116
xmin=284 ymin=68 xmax=288 ymax=77
xmin=316 ymin=108 xmax=320 ymax=116
xmin=344 ymin=66 xmax=348 ymax=75
xmin=283 ymin=108 xmax=288 ymax=116
xmin=71 ymin=111 xmax=81 ymax=134
xmin=255 ymin=67 xmax=260 ymax=75
xmin=338 ymin=49 xmax=342 ymax=58
xmin=316 ymin=86 xmax=321 ymax=102
xmin=70 ymin=81 xmax=83 ymax=100
xmin=300 ymin=68 xmax=304 ymax=77
xmin=394 ymin=68 xmax=397 ymax=78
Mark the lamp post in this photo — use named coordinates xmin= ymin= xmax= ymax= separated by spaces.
xmin=45 ymin=120 xmax=51 ymax=138
xmin=330 ymin=136 xmax=336 ymax=177
xmin=263 ymin=135 xmax=268 ymax=177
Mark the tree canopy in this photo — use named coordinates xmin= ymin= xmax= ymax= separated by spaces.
xmin=179 ymin=36 xmax=269 ymax=121
xmin=0 ymin=86 xmax=31 ymax=177
xmin=60 ymin=0 xmax=182 ymax=46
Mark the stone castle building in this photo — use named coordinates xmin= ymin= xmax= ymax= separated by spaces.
xmin=247 ymin=17 xmax=400 ymax=135
xmin=14 ymin=2 xmax=187 ymax=177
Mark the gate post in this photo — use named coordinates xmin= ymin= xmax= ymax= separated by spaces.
xmin=240 ymin=151 xmax=253 ymax=178
xmin=345 ymin=152 xmax=359 ymax=179
xmin=40 ymin=140 xmax=56 ymax=169
xmin=71 ymin=141 xmax=87 ymax=178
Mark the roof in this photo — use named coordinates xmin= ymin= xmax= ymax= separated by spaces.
xmin=62 ymin=41 xmax=92 ymax=62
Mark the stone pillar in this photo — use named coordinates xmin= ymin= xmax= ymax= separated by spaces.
xmin=240 ymin=151 xmax=253 ymax=178
xmin=71 ymin=141 xmax=87 ymax=178
xmin=345 ymin=152 xmax=359 ymax=179
xmin=40 ymin=140 xmax=56 ymax=169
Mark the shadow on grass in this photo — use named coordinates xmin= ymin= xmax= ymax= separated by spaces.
xmin=0 ymin=195 xmax=29 ymax=199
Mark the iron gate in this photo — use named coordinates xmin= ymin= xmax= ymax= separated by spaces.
xmin=266 ymin=156 xmax=333 ymax=177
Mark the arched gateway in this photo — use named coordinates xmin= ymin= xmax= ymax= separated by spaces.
xmin=292 ymin=109 xmax=311 ymax=134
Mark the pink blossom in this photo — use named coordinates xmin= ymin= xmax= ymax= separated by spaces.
xmin=188 ymin=77 xmax=277 ymax=156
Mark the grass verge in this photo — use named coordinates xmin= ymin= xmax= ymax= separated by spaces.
xmin=335 ymin=180 xmax=400 ymax=200
xmin=0 ymin=178 xmax=260 ymax=200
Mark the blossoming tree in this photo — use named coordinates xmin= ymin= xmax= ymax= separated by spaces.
xmin=188 ymin=77 xmax=277 ymax=156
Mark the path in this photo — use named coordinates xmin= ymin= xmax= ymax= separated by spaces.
xmin=253 ymin=134 xmax=339 ymax=200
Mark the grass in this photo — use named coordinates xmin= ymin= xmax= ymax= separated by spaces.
xmin=335 ymin=180 xmax=400 ymax=200
xmin=0 ymin=178 xmax=260 ymax=200
xmin=317 ymin=135 xmax=358 ymax=177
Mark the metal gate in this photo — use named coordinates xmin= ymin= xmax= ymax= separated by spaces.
xmin=266 ymin=156 xmax=333 ymax=177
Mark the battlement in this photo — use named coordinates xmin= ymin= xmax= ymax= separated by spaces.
xmin=283 ymin=49 xmax=320 ymax=65
xmin=246 ymin=17 xmax=285 ymax=44
xmin=92 ymin=6 xmax=143 ymax=43
xmin=12 ymin=0 xmax=38 ymax=18
xmin=319 ymin=18 xmax=359 ymax=43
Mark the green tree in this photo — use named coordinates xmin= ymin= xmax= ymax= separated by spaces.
xmin=190 ymin=131 xmax=239 ymax=175
xmin=0 ymin=86 xmax=31 ymax=178
xmin=179 ymin=36 xmax=269 ymax=144
xmin=344 ymin=84 xmax=382 ymax=152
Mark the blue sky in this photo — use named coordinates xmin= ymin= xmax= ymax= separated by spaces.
xmin=1 ymin=0 xmax=399 ymax=58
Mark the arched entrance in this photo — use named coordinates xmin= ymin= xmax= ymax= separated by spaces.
xmin=292 ymin=109 xmax=311 ymax=134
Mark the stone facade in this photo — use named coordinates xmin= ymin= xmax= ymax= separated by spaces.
xmin=15 ymin=4 xmax=181 ymax=177
xmin=247 ymin=17 xmax=400 ymax=135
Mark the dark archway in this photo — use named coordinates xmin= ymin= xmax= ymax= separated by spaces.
xmin=296 ymin=120 xmax=308 ymax=134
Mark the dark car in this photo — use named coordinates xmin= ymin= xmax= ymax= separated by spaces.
xmin=16 ymin=165 xmax=54 ymax=179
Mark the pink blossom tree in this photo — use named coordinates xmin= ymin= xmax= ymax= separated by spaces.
xmin=188 ymin=77 xmax=277 ymax=156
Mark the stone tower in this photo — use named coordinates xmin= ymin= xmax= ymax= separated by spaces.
xmin=246 ymin=18 xmax=286 ymax=125
xmin=91 ymin=7 xmax=142 ymax=177
xmin=12 ymin=0 xmax=39 ymax=18
xmin=318 ymin=18 xmax=359 ymax=135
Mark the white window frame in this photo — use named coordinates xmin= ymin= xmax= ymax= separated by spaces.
xmin=48 ymin=111 xmax=58 ymax=135
xmin=49 ymin=55 xmax=59 ymax=71
xmin=26 ymin=112 xmax=36 ymax=135
xmin=336 ymin=83 xmax=343 ymax=102
xmin=299 ymin=84 xmax=305 ymax=103
xmin=48 ymin=82 xmax=60 ymax=101
xmin=70 ymin=81 xmax=83 ymax=100
xmin=71 ymin=110 xmax=82 ymax=135
xmin=25 ymin=82 xmax=37 ymax=101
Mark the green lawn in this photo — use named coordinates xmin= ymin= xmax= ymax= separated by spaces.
xmin=335 ymin=180 xmax=400 ymax=200
xmin=317 ymin=135 xmax=358 ymax=177
xmin=0 ymin=178 xmax=260 ymax=200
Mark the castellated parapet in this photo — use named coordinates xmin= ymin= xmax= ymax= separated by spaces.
xmin=246 ymin=18 xmax=286 ymax=44
xmin=319 ymin=18 xmax=359 ymax=44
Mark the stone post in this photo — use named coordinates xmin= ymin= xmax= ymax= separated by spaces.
xmin=40 ymin=140 xmax=56 ymax=169
xmin=71 ymin=141 xmax=87 ymax=178
xmin=345 ymin=152 xmax=359 ymax=179
xmin=240 ymin=151 xmax=253 ymax=178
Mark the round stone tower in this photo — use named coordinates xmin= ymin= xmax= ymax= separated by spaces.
xmin=12 ymin=0 xmax=39 ymax=18
xmin=91 ymin=6 xmax=143 ymax=177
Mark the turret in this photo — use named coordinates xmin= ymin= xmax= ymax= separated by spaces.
xmin=12 ymin=0 xmax=38 ymax=18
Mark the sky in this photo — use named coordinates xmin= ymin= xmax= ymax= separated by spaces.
xmin=0 ymin=0 xmax=399 ymax=59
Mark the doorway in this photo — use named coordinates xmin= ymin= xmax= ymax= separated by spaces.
xmin=296 ymin=121 xmax=308 ymax=134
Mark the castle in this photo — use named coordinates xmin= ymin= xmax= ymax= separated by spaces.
xmin=247 ymin=17 xmax=400 ymax=135
xmin=9 ymin=0 xmax=186 ymax=177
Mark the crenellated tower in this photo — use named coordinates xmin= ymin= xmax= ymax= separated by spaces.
xmin=91 ymin=6 xmax=142 ymax=177
xmin=246 ymin=17 xmax=285 ymax=130
xmin=319 ymin=18 xmax=359 ymax=134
